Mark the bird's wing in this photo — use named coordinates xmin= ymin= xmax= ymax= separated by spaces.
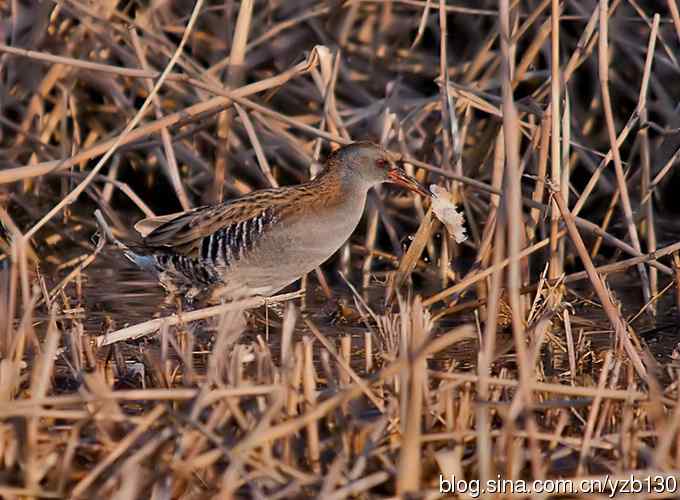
xmin=134 ymin=211 xmax=188 ymax=237
xmin=134 ymin=188 xmax=296 ymax=258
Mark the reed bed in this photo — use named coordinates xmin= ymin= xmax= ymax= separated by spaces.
xmin=2 ymin=0 xmax=680 ymax=498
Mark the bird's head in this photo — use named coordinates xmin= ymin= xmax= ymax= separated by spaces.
xmin=326 ymin=142 xmax=430 ymax=197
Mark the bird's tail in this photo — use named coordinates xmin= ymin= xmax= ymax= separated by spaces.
xmin=122 ymin=250 xmax=157 ymax=271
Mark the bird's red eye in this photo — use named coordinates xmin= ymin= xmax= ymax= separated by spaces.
xmin=375 ymin=159 xmax=386 ymax=168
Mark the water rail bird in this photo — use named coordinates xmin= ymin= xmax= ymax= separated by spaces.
xmin=123 ymin=142 xmax=431 ymax=300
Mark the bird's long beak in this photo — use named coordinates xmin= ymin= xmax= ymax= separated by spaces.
xmin=388 ymin=162 xmax=431 ymax=197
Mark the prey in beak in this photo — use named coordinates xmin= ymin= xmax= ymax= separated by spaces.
xmin=387 ymin=160 xmax=431 ymax=197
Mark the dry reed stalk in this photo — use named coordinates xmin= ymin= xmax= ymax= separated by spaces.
xmin=0 ymin=385 xmax=305 ymax=412
xmin=549 ymin=0 xmax=563 ymax=287
xmin=669 ymin=0 xmax=680 ymax=41
xmin=575 ymin=216 xmax=672 ymax=275
xmin=474 ymin=133 xmax=504 ymax=323
xmin=627 ymin=280 xmax=675 ymax=325
xmin=130 ymin=28 xmax=192 ymax=211
xmin=527 ymin=117 xmax=550 ymax=242
xmin=674 ymin=254 xmax=680 ymax=314
xmin=513 ymin=0 xmax=553 ymax=86
xmin=588 ymin=172 xmax=620 ymax=256
xmin=397 ymin=297 xmax=429 ymax=494
xmin=386 ymin=206 xmax=434 ymax=302
xmin=431 ymin=371 xmax=647 ymax=402
xmin=437 ymin=0 xmax=453 ymax=175
xmin=598 ymin=0 xmax=651 ymax=305
xmin=564 ymin=308 xmax=576 ymax=384
xmin=233 ymin=103 xmax=279 ymax=187
xmin=639 ymin=14 xmax=661 ymax=315
xmin=361 ymin=199 xmax=380 ymax=293
xmin=0 ymin=206 xmax=31 ymax=326
xmin=364 ymin=331 xmax=373 ymax=373
xmin=26 ymin=307 xmax=59 ymax=489
xmin=499 ymin=10 xmax=542 ymax=479
xmin=283 ymin=341 xmax=304 ymax=465
xmin=551 ymin=191 xmax=646 ymax=379
xmin=577 ymin=351 xmax=612 ymax=474
xmin=423 ymin=427 xmax=613 ymax=450
xmin=213 ymin=0 xmax=254 ymax=204
xmin=476 ymin=215 xmax=504 ymax=485
xmin=302 ymin=336 xmax=320 ymax=472
xmin=559 ymin=87 xmax=571 ymax=262
xmin=339 ymin=335 xmax=351 ymax=387
xmin=563 ymin=239 xmax=680 ymax=283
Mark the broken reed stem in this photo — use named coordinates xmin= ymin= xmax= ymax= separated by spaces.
xmin=98 ymin=290 xmax=303 ymax=345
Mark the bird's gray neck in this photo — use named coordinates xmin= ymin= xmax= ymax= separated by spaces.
xmin=319 ymin=165 xmax=374 ymax=201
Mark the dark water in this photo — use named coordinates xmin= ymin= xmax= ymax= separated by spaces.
xmin=80 ymin=249 xmax=172 ymax=333
xmin=62 ymin=243 xmax=482 ymax=376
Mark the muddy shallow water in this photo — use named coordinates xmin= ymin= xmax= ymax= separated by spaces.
xmin=62 ymin=239 xmax=680 ymax=383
